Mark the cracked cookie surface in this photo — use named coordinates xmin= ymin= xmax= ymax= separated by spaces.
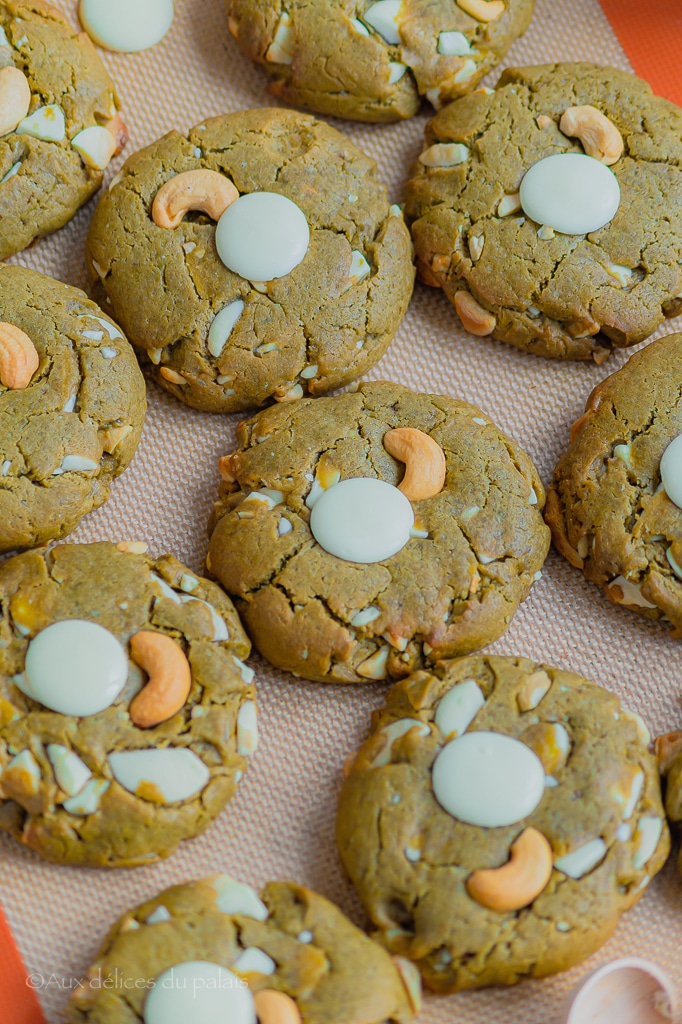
xmin=68 ymin=875 xmax=417 ymax=1023
xmin=546 ymin=332 xmax=682 ymax=634
xmin=0 ymin=541 xmax=255 ymax=867
xmin=207 ymin=382 xmax=549 ymax=684
xmin=0 ymin=0 xmax=125 ymax=258
xmin=0 ymin=266 xmax=146 ymax=552
xmin=224 ymin=0 xmax=533 ymax=123
xmin=86 ymin=108 xmax=415 ymax=413
xmin=406 ymin=63 xmax=682 ymax=362
xmin=337 ymin=655 xmax=669 ymax=992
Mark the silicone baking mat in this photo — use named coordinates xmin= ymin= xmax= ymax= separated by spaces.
xmin=1 ymin=1 xmax=681 ymax=1022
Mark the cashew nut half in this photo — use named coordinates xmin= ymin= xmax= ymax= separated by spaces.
xmin=383 ymin=427 xmax=446 ymax=502
xmin=152 ymin=169 xmax=239 ymax=229
xmin=454 ymin=290 xmax=496 ymax=336
xmin=129 ymin=631 xmax=192 ymax=728
xmin=0 ymin=322 xmax=40 ymax=390
xmin=466 ymin=827 xmax=553 ymax=912
xmin=254 ymin=989 xmax=302 ymax=1024
xmin=559 ymin=105 xmax=624 ymax=166
xmin=0 ymin=66 xmax=31 ymax=137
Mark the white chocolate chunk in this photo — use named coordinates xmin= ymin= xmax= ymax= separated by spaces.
xmin=237 ymin=701 xmax=258 ymax=756
xmin=232 ymin=656 xmax=255 ymax=685
xmin=405 ymin=844 xmax=421 ymax=862
xmin=23 ymin=621 xmax=128 ymax=716
xmin=233 ymin=948 xmax=276 ymax=976
xmin=297 ymin=930 xmax=313 ymax=943
xmin=266 ymin=11 xmax=294 ymax=63
xmin=537 ymin=224 xmax=555 ymax=240
xmin=151 ymin=573 xmax=181 ymax=603
xmin=1 ymin=161 xmax=21 ymax=183
xmin=186 ymin=597 xmax=228 ymax=641
xmin=143 ymin=962 xmax=255 ymax=1024
xmin=555 ymin=838 xmax=607 ymax=878
xmin=17 ymin=105 xmax=66 ymax=142
xmin=300 ymin=364 xmax=318 ymax=379
xmin=419 ymin=143 xmax=469 ymax=167
xmin=53 ymin=455 xmax=99 ymax=474
xmin=146 ymin=906 xmax=171 ymax=924
xmin=622 ymin=709 xmax=651 ymax=746
xmin=362 ymin=0 xmax=401 ymax=43
xmin=667 ymin=546 xmax=682 ymax=580
xmin=310 ymin=478 xmax=414 ymax=563
xmin=62 ymin=393 xmax=77 ymax=412
xmin=606 ymin=262 xmax=633 ymax=288
xmin=0 ymin=26 xmax=8 ymax=46
xmin=660 ymin=434 xmax=682 ymax=509
xmin=388 ymin=62 xmax=407 ymax=84
xmin=372 ymin=719 xmax=430 ymax=767
xmin=454 ymin=58 xmax=477 ymax=82
xmin=62 ymin=778 xmax=109 ymax=815
xmin=82 ymin=331 xmax=104 ymax=341
xmin=71 ymin=126 xmax=116 ymax=170
xmin=469 ymin=235 xmax=484 ymax=261
xmin=616 ymin=823 xmax=632 ymax=842
xmin=278 ymin=518 xmax=293 ymax=536
xmin=612 ymin=768 xmax=644 ymax=821
xmin=101 ymin=347 xmax=117 ymax=358
xmin=390 ymin=203 xmax=402 ymax=216
xmin=351 ymin=606 xmax=382 ymax=627
xmin=1 ymin=460 xmax=10 ymax=475
xmin=434 ymin=679 xmax=485 ymax=739
xmin=432 ymin=731 xmax=545 ymax=827
xmin=520 ymin=153 xmax=620 ymax=235
xmin=608 ymin=576 xmax=657 ymax=609
xmin=46 ymin=744 xmax=91 ymax=796
xmin=349 ymin=250 xmax=371 ymax=284
xmin=614 ymin=443 xmax=632 ymax=467
xmin=6 ymin=749 xmax=40 ymax=785
xmin=437 ymin=30 xmax=472 ymax=55
xmin=208 ymin=301 xmax=245 ymax=357
xmin=79 ymin=0 xmax=174 ymax=52
xmin=212 ymin=874 xmax=268 ymax=919
xmin=216 ymin=192 xmax=309 ymax=282
xmin=349 ymin=17 xmax=370 ymax=34
xmin=633 ymin=817 xmax=663 ymax=869
xmin=180 ymin=574 xmax=199 ymax=593
xmin=108 ymin=748 xmax=210 ymax=803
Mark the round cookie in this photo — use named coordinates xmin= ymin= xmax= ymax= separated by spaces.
xmin=207 ymin=382 xmax=549 ymax=684
xmin=224 ymin=0 xmax=534 ymax=123
xmin=656 ymin=730 xmax=682 ymax=877
xmin=546 ymin=333 xmax=682 ymax=633
xmin=0 ymin=0 xmax=127 ymax=259
xmin=86 ymin=107 xmax=415 ymax=413
xmin=337 ymin=655 xmax=670 ymax=992
xmin=68 ymin=875 xmax=419 ymax=1024
xmin=0 ymin=541 xmax=257 ymax=867
xmin=0 ymin=266 xmax=146 ymax=552
xmin=406 ymin=63 xmax=682 ymax=362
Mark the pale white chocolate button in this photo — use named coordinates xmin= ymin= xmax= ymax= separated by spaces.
xmin=109 ymin=748 xmax=209 ymax=802
xmin=144 ymin=962 xmax=255 ymax=1024
xmin=434 ymin=680 xmax=485 ymax=739
xmin=80 ymin=0 xmax=174 ymax=52
xmin=212 ymin=875 xmax=268 ymax=919
xmin=310 ymin=478 xmax=414 ymax=563
xmin=362 ymin=0 xmax=401 ymax=43
xmin=17 ymin=105 xmax=65 ymax=142
xmin=432 ymin=731 xmax=545 ymax=827
xmin=216 ymin=192 xmax=309 ymax=282
xmin=520 ymin=153 xmax=620 ymax=235
xmin=233 ymin=948 xmax=276 ymax=975
xmin=660 ymin=434 xmax=682 ymax=509
xmin=24 ymin=621 xmax=128 ymax=717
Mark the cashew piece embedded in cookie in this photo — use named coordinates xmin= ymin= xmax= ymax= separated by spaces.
xmin=559 ymin=105 xmax=624 ymax=166
xmin=152 ymin=169 xmax=239 ymax=229
xmin=454 ymin=291 xmax=496 ymax=336
xmin=254 ymin=990 xmax=302 ymax=1024
xmin=129 ymin=631 xmax=192 ymax=728
xmin=456 ymin=0 xmax=505 ymax=22
xmin=383 ymin=427 xmax=446 ymax=502
xmin=655 ymin=731 xmax=682 ymax=773
xmin=105 ymin=113 xmax=129 ymax=156
xmin=466 ymin=827 xmax=553 ymax=912
xmin=0 ymin=322 xmax=39 ymax=390
xmin=0 ymin=66 xmax=31 ymax=137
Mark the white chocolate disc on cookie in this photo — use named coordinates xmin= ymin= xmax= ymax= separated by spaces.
xmin=24 ymin=621 xmax=128 ymax=717
xmin=432 ymin=731 xmax=545 ymax=827
xmin=144 ymin=962 xmax=255 ymax=1024
xmin=362 ymin=1 xmax=402 ymax=44
xmin=661 ymin=434 xmax=682 ymax=509
xmin=310 ymin=478 xmax=414 ymax=563
xmin=520 ymin=153 xmax=620 ymax=235
xmin=109 ymin=749 xmax=209 ymax=803
xmin=79 ymin=0 xmax=174 ymax=52
xmin=216 ymin=192 xmax=310 ymax=282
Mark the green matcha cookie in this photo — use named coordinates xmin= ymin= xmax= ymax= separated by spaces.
xmin=406 ymin=63 xmax=682 ymax=362
xmin=225 ymin=0 xmax=534 ymax=122
xmin=207 ymin=382 xmax=549 ymax=684
xmin=68 ymin=875 xmax=419 ymax=1024
xmin=546 ymin=333 xmax=682 ymax=634
xmin=0 ymin=541 xmax=256 ymax=867
xmin=0 ymin=0 xmax=127 ymax=259
xmin=0 ymin=266 xmax=146 ymax=552
xmin=337 ymin=655 xmax=669 ymax=992
xmin=86 ymin=108 xmax=414 ymax=413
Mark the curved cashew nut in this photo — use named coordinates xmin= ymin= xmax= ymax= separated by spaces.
xmin=559 ymin=106 xmax=624 ymax=166
xmin=0 ymin=66 xmax=31 ymax=137
xmin=466 ymin=827 xmax=553 ymax=912
xmin=456 ymin=0 xmax=505 ymax=22
xmin=104 ymin=113 xmax=129 ymax=156
xmin=0 ymin=322 xmax=39 ymax=390
xmin=129 ymin=631 xmax=192 ymax=728
xmin=254 ymin=989 xmax=302 ymax=1024
xmin=152 ymin=169 xmax=239 ymax=229
xmin=454 ymin=291 xmax=496 ymax=336
xmin=383 ymin=427 xmax=446 ymax=502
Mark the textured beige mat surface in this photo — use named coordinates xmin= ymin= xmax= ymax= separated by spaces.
xmin=2 ymin=0 xmax=681 ymax=1021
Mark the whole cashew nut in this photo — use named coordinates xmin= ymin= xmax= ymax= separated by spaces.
xmin=559 ymin=105 xmax=624 ymax=166
xmin=383 ymin=427 xmax=446 ymax=502
xmin=0 ymin=66 xmax=31 ymax=137
xmin=454 ymin=291 xmax=496 ymax=336
xmin=129 ymin=631 xmax=192 ymax=728
xmin=0 ymin=322 xmax=40 ymax=390
xmin=466 ymin=827 xmax=553 ymax=912
xmin=254 ymin=989 xmax=302 ymax=1024
xmin=152 ymin=169 xmax=239 ymax=229
xmin=456 ymin=0 xmax=505 ymax=21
